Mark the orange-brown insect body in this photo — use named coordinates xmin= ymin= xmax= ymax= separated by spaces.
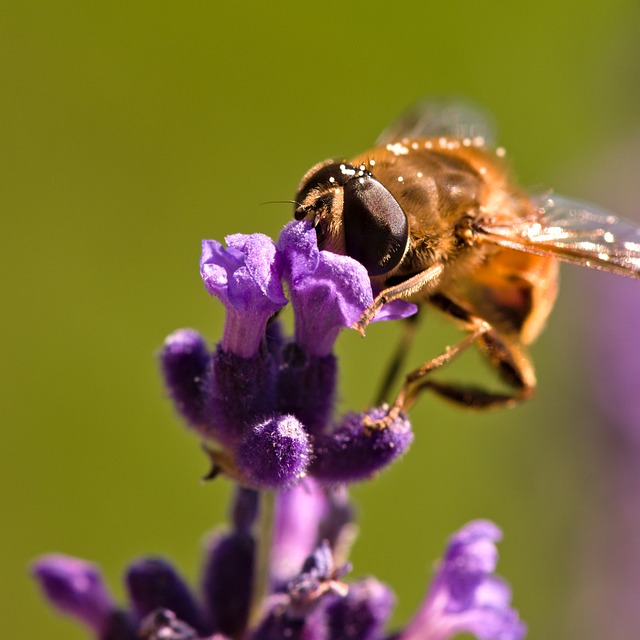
xmin=376 ymin=139 xmax=556 ymax=346
xmin=294 ymin=102 xmax=640 ymax=416
xmin=316 ymin=137 xmax=558 ymax=346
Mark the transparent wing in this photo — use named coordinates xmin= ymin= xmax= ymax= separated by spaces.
xmin=376 ymin=97 xmax=496 ymax=147
xmin=479 ymin=194 xmax=640 ymax=277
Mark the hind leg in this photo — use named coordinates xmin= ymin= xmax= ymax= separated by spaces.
xmin=365 ymin=293 xmax=535 ymax=428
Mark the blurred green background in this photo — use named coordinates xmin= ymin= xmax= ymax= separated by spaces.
xmin=3 ymin=1 xmax=639 ymax=638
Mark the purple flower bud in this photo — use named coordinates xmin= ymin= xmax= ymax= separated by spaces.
xmin=237 ymin=415 xmax=311 ymax=489
xmin=125 ymin=558 xmax=208 ymax=634
xmin=201 ymin=530 xmax=254 ymax=639
xmin=200 ymin=234 xmax=287 ymax=357
xmin=399 ymin=520 xmax=526 ymax=640
xmin=278 ymin=222 xmax=416 ymax=356
xmin=325 ymin=578 xmax=395 ymax=640
xmin=160 ymin=329 xmax=210 ymax=427
xmin=277 ymin=343 xmax=337 ymax=436
xmin=310 ymin=408 xmax=413 ymax=484
xmin=271 ymin=479 xmax=329 ymax=590
xmin=31 ymin=554 xmax=117 ymax=635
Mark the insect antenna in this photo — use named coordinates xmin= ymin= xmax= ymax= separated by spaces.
xmin=259 ymin=199 xmax=304 ymax=207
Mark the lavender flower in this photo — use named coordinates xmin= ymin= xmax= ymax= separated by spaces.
xmin=35 ymin=218 xmax=526 ymax=640
xmin=33 ymin=487 xmax=258 ymax=640
xmin=161 ymin=221 xmax=416 ymax=489
xmin=34 ymin=485 xmax=524 ymax=640
xmin=399 ymin=521 xmax=526 ymax=640
xmin=269 ymin=479 xmax=332 ymax=589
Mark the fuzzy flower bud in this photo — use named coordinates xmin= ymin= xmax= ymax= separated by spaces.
xmin=311 ymin=407 xmax=413 ymax=483
xmin=237 ymin=414 xmax=311 ymax=488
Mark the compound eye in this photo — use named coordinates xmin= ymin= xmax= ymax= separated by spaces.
xmin=342 ymin=175 xmax=409 ymax=276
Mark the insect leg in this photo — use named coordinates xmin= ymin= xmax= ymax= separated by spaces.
xmin=398 ymin=293 xmax=536 ymax=413
xmin=363 ymin=320 xmax=488 ymax=429
xmin=365 ymin=294 xmax=536 ymax=428
xmin=354 ymin=264 xmax=444 ymax=335
xmin=374 ymin=310 xmax=422 ymax=405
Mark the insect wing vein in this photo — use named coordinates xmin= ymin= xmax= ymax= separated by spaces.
xmin=479 ymin=194 xmax=640 ymax=277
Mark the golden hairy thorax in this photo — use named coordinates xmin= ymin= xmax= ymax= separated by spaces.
xmin=350 ymin=138 xmax=558 ymax=343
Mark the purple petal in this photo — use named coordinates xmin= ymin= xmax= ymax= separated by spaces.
xmin=310 ymin=407 xmax=413 ymax=484
xmin=270 ymin=479 xmax=329 ymax=590
xmin=32 ymin=554 xmax=115 ymax=635
xmin=398 ymin=521 xmax=526 ymax=640
xmin=441 ymin=520 xmax=501 ymax=610
xmin=374 ymin=298 xmax=418 ymax=322
xmin=237 ymin=414 xmax=311 ymax=488
xmin=201 ymin=234 xmax=287 ymax=357
xmin=201 ymin=234 xmax=286 ymax=311
xmin=474 ymin=576 xmax=515 ymax=612
xmin=278 ymin=222 xmax=415 ymax=356
xmin=202 ymin=530 xmax=254 ymax=638
xmin=443 ymin=585 xmax=526 ymax=640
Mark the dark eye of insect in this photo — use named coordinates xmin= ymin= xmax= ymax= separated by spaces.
xmin=342 ymin=175 xmax=409 ymax=276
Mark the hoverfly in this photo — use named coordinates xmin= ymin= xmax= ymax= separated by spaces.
xmin=293 ymin=100 xmax=640 ymax=423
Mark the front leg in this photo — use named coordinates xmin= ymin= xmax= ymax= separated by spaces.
xmin=354 ymin=264 xmax=444 ymax=336
xmin=374 ymin=310 xmax=422 ymax=406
